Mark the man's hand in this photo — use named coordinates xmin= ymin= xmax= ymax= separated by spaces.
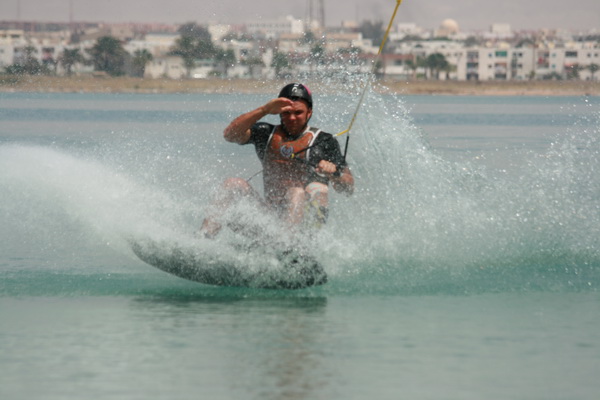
xmin=315 ymin=160 xmax=353 ymax=195
xmin=262 ymin=98 xmax=295 ymax=115
xmin=224 ymin=97 xmax=294 ymax=144
xmin=315 ymin=160 xmax=337 ymax=176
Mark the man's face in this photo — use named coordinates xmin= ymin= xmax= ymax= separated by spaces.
xmin=280 ymin=100 xmax=312 ymax=136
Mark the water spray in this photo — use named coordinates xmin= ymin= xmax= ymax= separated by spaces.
xmin=248 ymin=0 xmax=404 ymax=181
xmin=335 ymin=0 xmax=403 ymax=161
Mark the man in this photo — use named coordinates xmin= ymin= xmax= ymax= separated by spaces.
xmin=201 ymin=83 xmax=354 ymax=238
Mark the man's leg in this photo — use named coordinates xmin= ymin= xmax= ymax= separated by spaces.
xmin=200 ymin=177 xmax=258 ymax=238
xmin=284 ymin=187 xmax=308 ymax=226
xmin=304 ymin=182 xmax=329 ymax=226
xmin=283 ymin=182 xmax=329 ymax=228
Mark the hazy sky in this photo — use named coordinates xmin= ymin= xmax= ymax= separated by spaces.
xmin=2 ymin=0 xmax=598 ymax=31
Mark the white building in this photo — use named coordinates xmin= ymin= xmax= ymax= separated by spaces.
xmin=145 ymin=55 xmax=186 ymax=79
xmin=0 ymin=29 xmax=27 ymax=67
xmin=277 ymin=33 xmax=310 ymax=54
xmin=220 ymin=38 xmax=257 ymax=64
xmin=208 ymin=24 xmax=233 ymax=43
xmin=455 ymin=43 xmax=600 ymax=81
xmin=127 ymin=33 xmax=178 ymax=57
xmin=246 ymin=15 xmax=304 ymax=39
xmin=326 ymin=32 xmax=376 ymax=54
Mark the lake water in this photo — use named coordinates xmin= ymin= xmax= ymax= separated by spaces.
xmin=1 ymin=87 xmax=599 ymax=399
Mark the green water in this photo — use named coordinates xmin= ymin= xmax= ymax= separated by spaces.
xmin=1 ymin=92 xmax=599 ymax=399
xmin=1 ymin=292 xmax=598 ymax=400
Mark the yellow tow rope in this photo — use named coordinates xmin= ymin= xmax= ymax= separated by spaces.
xmin=336 ymin=0 xmax=403 ymax=139
xmin=250 ymin=0 xmax=403 ymax=179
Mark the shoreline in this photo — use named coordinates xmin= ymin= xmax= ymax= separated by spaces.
xmin=1 ymin=75 xmax=598 ymax=96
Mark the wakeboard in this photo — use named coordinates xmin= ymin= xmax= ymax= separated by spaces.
xmin=130 ymin=238 xmax=327 ymax=290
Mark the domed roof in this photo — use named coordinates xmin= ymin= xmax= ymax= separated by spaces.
xmin=440 ymin=18 xmax=459 ymax=34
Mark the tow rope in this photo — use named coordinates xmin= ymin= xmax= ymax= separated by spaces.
xmin=294 ymin=0 xmax=404 ymax=161
xmin=336 ymin=0 xmax=403 ymax=161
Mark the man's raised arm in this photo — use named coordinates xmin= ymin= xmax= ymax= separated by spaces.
xmin=223 ymin=98 xmax=295 ymax=144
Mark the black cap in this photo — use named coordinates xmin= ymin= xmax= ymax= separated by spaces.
xmin=278 ymin=83 xmax=313 ymax=108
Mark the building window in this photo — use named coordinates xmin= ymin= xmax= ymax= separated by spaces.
xmin=565 ymin=51 xmax=578 ymax=57
xmin=537 ymin=51 xmax=550 ymax=68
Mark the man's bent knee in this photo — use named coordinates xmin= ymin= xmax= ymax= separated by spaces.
xmin=222 ymin=177 xmax=253 ymax=197
xmin=305 ymin=182 xmax=328 ymax=205
xmin=284 ymin=187 xmax=308 ymax=225
xmin=304 ymin=182 xmax=329 ymax=226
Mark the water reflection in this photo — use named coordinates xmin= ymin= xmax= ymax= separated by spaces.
xmin=133 ymin=293 xmax=331 ymax=400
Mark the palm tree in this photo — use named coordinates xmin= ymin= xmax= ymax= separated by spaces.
xmin=310 ymin=43 xmax=325 ymax=63
xmin=171 ymin=35 xmax=196 ymax=78
xmin=132 ymin=49 xmax=153 ymax=78
xmin=214 ymin=48 xmax=236 ymax=77
xmin=442 ymin=62 xmax=456 ymax=80
xmin=88 ymin=36 xmax=126 ymax=76
xmin=170 ymin=23 xmax=216 ymax=78
xmin=359 ymin=20 xmax=384 ymax=47
xmin=425 ymin=53 xmax=449 ymax=80
xmin=5 ymin=46 xmax=48 ymax=75
xmin=588 ymin=63 xmax=599 ymax=81
xmin=310 ymin=42 xmax=326 ymax=74
xmin=565 ymin=63 xmax=582 ymax=80
xmin=301 ymin=31 xmax=316 ymax=45
xmin=178 ymin=22 xmax=212 ymax=42
xmin=242 ymin=56 xmax=264 ymax=78
xmin=271 ymin=51 xmax=290 ymax=78
xmin=405 ymin=58 xmax=418 ymax=80
xmin=196 ymin=38 xmax=216 ymax=60
xmin=58 ymin=48 xmax=85 ymax=76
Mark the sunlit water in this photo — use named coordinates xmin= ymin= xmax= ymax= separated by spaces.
xmin=1 ymin=87 xmax=599 ymax=399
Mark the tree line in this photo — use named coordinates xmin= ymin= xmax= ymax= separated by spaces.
xmin=7 ymin=20 xmax=594 ymax=81
xmin=1 ymin=20 xmax=400 ymax=79
xmin=2 ymin=20 xmax=455 ymax=80
xmin=3 ymin=36 xmax=153 ymax=77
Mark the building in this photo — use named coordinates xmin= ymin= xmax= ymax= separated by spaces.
xmin=145 ymin=55 xmax=186 ymax=79
xmin=246 ymin=16 xmax=304 ymax=39
xmin=125 ymin=33 xmax=178 ymax=57
xmin=2 ymin=18 xmax=599 ymax=82
xmin=0 ymin=29 xmax=26 ymax=67
xmin=436 ymin=19 xmax=460 ymax=38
